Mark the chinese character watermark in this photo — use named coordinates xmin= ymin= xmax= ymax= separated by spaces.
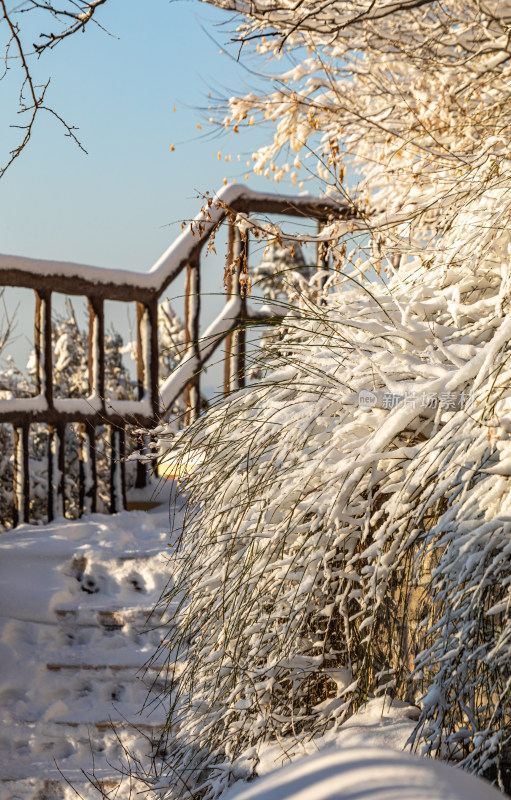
xmin=382 ymin=392 xmax=400 ymax=409
xmin=358 ymin=389 xmax=475 ymax=410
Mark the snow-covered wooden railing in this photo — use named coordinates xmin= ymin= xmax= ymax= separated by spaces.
xmin=0 ymin=184 xmax=350 ymax=525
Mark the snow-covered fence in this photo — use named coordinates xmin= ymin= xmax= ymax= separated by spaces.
xmin=0 ymin=184 xmax=350 ymax=525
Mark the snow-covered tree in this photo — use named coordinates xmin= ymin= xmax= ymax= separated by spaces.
xmin=159 ymin=300 xmax=186 ymax=376
xmin=251 ymin=242 xmax=311 ymax=303
xmin=142 ymin=1 xmax=511 ymax=796
xmin=0 ymin=303 xmax=139 ymax=527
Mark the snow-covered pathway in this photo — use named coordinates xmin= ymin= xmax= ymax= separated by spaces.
xmin=0 ymin=491 xmax=180 ymax=800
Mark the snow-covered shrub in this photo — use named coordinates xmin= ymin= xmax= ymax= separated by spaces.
xmin=152 ymin=240 xmax=511 ymax=796
xmin=143 ymin=2 xmax=511 ymax=791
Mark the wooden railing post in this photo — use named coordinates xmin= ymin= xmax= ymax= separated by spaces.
xmin=48 ymin=424 xmax=65 ymax=520
xmin=184 ymin=254 xmax=201 ymax=425
xmin=316 ymin=220 xmax=330 ymax=303
xmin=136 ymin=299 xmax=158 ymax=411
xmin=109 ymin=426 xmax=126 ymax=514
xmin=88 ymin=296 xmax=105 ymax=403
xmin=135 ymin=297 xmax=158 ymax=488
xmin=34 ymin=289 xmax=53 ymax=403
xmin=13 ymin=425 xmax=29 ymax=526
xmin=224 ymin=222 xmax=248 ymax=396
xmin=84 ymin=297 xmax=105 ymax=513
xmin=34 ymin=290 xmax=60 ymax=525
xmin=80 ymin=296 xmax=104 ymax=511
xmin=78 ymin=421 xmax=97 ymax=516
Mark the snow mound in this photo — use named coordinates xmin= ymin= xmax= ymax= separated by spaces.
xmin=223 ymin=746 xmax=502 ymax=800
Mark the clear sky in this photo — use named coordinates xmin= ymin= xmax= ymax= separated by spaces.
xmin=0 ymin=0 xmax=290 ymax=387
xmin=0 ymin=0 xmax=274 ymax=268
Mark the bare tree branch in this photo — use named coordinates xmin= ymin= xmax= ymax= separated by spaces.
xmin=1 ymin=0 xmax=49 ymax=176
xmin=20 ymin=0 xmax=112 ymax=54
xmin=0 ymin=1 xmax=113 ymax=177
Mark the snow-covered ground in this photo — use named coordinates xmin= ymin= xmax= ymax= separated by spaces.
xmin=0 ymin=491 xmax=503 ymax=799
xmin=0 ymin=485 xmax=181 ymax=800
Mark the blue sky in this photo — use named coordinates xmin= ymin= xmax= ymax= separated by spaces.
xmin=0 ymin=0 xmax=290 ymax=385
xmin=0 ymin=0 xmax=274 ymax=270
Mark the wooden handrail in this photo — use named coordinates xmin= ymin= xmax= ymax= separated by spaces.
xmin=0 ymin=184 xmax=353 ymax=525
xmin=0 ymin=185 xmax=345 ymax=297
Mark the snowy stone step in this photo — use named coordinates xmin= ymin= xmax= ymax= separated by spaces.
xmin=61 ymin=554 xmax=170 ymax=605
xmin=12 ymin=718 xmax=163 ymax=733
xmin=0 ymin=777 xmax=121 ymax=799
xmin=45 ymin=661 xmax=167 ymax=673
xmin=126 ymin=499 xmax=163 ymax=512
xmin=3 ymin=683 xmax=167 ymax=740
xmin=53 ymin=603 xmax=173 ymax=631
xmin=0 ymin=507 xmax=183 ymax=799
xmin=0 ymin=715 xmax=166 ymax=786
xmin=42 ymin=661 xmax=172 ymax=709
xmin=68 ymin=550 xmax=169 ymax=566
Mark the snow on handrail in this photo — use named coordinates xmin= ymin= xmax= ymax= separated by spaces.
xmin=0 ymin=184 xmax=343 ymax=296
xmin=160 ymin=295 xmax=243 ymax=410
xmin=159 ymin=297 xmax=290 ymax=411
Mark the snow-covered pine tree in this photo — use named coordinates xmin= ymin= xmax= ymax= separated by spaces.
xmin=159 ymin=300 xmax=186 ymax=376
xmin=251 ymin=242 xmax=311 ymax=304
xmin=0 ymin=299 xmax=188 ymax=527
xmin=247 ymin=242 xmax=315 ymax=381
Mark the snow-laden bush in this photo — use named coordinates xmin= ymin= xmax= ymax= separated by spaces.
xmin=149 ymin=2 xmax=511 ymax=784
xmin=152 ymin=245 xmax=511 ymax=797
